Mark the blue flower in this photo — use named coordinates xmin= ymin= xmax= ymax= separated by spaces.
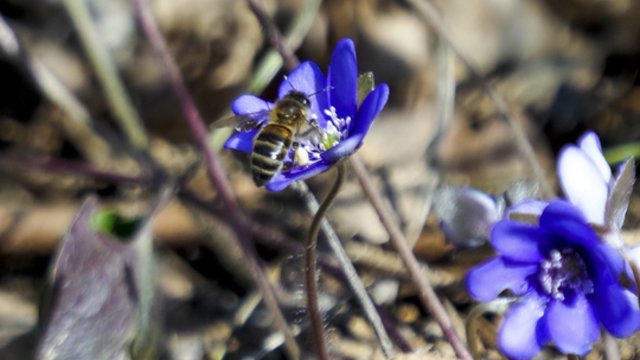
xmin=467 ymin=200 xmax=640 ymax=359
xmin=224 ymin=38 xmax=389 ymax=191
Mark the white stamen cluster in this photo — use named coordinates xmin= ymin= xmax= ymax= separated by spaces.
xmin=538 ymin=248 xmax=593 ymax=301
xmin=289 ymin=106 xmax=351 ymax=168
xmin=323 ymin=106 xmax=351 ymax=143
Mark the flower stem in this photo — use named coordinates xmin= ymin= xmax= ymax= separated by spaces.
xmin=131 ymin=1 xmax=300 ymax=358
xmin=305 ymin=163 xmax=346 ymax=360
xmin=293 ymin=180 xmax=396 ymax=358
xmin=349 ymin=154 xmax=473 ymax=360
xmin=61 ymin=0 xmax=149 ymax=150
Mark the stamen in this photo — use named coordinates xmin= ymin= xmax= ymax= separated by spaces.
xmin=538 ymin=248 xmax=593 ymax=301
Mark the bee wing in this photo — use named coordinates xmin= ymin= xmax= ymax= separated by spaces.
xmin=210 ymin=110 xmax=270 ymax=132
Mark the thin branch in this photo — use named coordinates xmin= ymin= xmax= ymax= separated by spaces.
xmin=245 ymin=0 xmax=300 ymax=72
xmin=247 ymin=0 xmax=322 ymax=94
xmin=0 ymin=154 xmax=147 ymax=186
xmin=403 ymin=0 xmax=554 ymax=198
xmin=61 ymin=0 xmax=149 ymax=150
xmin=131 ymin=0 xmax=300 ymax=358
xmin=350 ymin=154 xmax=472 ymax=360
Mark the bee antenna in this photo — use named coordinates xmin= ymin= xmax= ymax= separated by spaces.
xmin=283 ymin=75 xmax=296 ymax=90
xmin=308 ymin=85 xmax=334 ymax=98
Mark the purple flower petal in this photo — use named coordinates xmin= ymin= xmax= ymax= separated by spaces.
xmin=491 ymin=221 xmax=545 ymax=262
xmin=590 ymin=269 xmax=640 ymax=337
xmin=497 ymin=295 xmax=546 ymax=360
xmin=278 ymin=61 xmax=329 ymax=127
xmin=265 ymin=160 xmax=332 ymax=192
xmin=558 ymin=146 xmax=608 ymax=225
xmin=578 ymin=131 xmax=611 ymax=183
xmin=224 ymin=129 xmax=259 ymax=153
xmin=583 ymin=241 xmax=625 ymax=280
xmin=322 ymin=84 xmax=389 ymax=163
xmin=328 ymin=39 xmax=358 ymax=119
xmin=232 ymin=94 xmax=272 ymax=115
xmin=541 ymin=295 xmax=599 ymax=356
xmin=351 ymin=83 xmax=389 ymax=136
xmin=539 ymin=201 xmax=599 ymax=249
xmin=466 ymin=257 xmax=537 ymax=301
xmin=322 ymin=136 xmax=361 ymax=162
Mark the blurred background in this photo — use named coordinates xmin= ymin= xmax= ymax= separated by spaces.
xmin=1 ymin=0 xmax=640 ymax=358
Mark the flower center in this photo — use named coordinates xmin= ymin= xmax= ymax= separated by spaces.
xmin=538 ymin=248 xmax=593 ymax=301
xmin=321 ymin=106 xmax=351 ymax=149
xmin=290 ymin=106 xmax=351 ymax=167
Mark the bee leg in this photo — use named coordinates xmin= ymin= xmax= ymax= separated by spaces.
xmin=308 ymin=114 xmax=320 ymax=129
xmin=282 ymin=142 xmax=303 ymax=171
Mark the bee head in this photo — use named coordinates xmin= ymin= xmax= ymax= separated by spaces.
xmin=286 ymin=91 xmax=312 ymax=109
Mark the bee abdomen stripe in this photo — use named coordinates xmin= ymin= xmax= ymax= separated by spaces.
xmin=251 ymin=154 xmax=281 ymax=171
xmin=258 ymin=126 xmax=292 ymax=145
xmin=253 ymin=142 xmax=286 ymax=160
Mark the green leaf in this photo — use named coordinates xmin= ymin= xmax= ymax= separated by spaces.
xmin=91 ymin=210 xmax=140 ymax=240
xmin=357 ymin=72 xmax=375 ymax=106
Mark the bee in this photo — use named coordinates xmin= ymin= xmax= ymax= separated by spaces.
xmin=220 ymin=90 xmax=321 ymax=186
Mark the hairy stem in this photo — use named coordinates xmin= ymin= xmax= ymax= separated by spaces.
xmin=131 ymin=1 xmax=300 ymax=358
xmin=350 ymin=154 xmax=472 ymax=360
xmin=305 ymin=163 xmax=346 ymax=360
xmin=293 ymin=181 xmax=396 ymax=357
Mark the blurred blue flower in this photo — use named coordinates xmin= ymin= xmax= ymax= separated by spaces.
xmin=558 ymin=131 xmax=614 ymax=226
xmin=224 ymin=38 xmax=389 ymax=191
xmin=435 ymin=187 xmax=502 ymax=248
xmin=467 ymin=200 xmax=640 ymax=359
